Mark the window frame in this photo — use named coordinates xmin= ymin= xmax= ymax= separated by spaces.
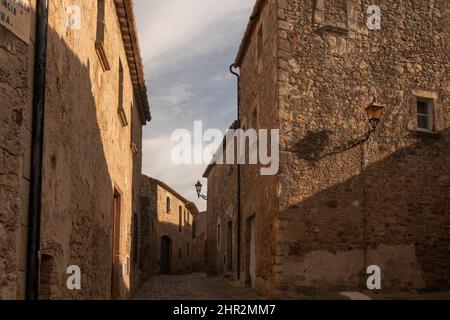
xmin=216 ymin=218 xmax=221 ymax=249
xmin=166 ymin=197 xmax=171 ymax=214
xmin=416 ymin=99 xmax=434 ymax=132
xmin=95 ymin=0 xmax=110 ymax=71
xmin=256 ymin=24 xmax=263 ymax=75
xmin=117 ymin=59 xmax=128 ymax=127
xmin=178 ymin=206 xmax=182 ymax=232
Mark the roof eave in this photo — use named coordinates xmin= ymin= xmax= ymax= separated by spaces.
xmin=234 ymin=0 xmax=266 ymax=67
xmin=114 ymin=0 xmax=152 ymax=123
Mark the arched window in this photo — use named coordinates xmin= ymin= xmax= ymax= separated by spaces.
xmin=166 ymin=197 xmax=171 ymax=214
xmin=179 ymin=206 xmax=182 ymax=232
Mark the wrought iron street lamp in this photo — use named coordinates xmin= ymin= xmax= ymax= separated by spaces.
xmin=195 ymin=180 xmax=207 ymax=200
xmin=365 ymin=102 xmax=385 ymax=129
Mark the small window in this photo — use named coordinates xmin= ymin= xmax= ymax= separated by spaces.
xmin=217 ymin=218 xmax=221 ymax=248
xmin=256 ymin=25 xmax=263 ymax=74
xmin=252 ymin=108 xmax=258 ymax=129
xmin=178 ymin=206 xmax=182 ymax=232
xmin=166 ymin=197 xmax=171 ymax=214
xmin=118 ymin=60 xmax=128 ymax=127
xmin=179 ymin=248 xmax=182 ymax=259
xmin=417 ymin=99 xmax=433 ymax=131
xmin=95 ymin=0 xmax=110 ymax=71
xmin=96 ymin=0 xmax=105 ymax=43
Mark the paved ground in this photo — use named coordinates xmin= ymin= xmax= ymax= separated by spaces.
xmin=133 ymin=273 xmax=262 ymax=300
xmin=133 ymin=273 xmax=450 ymax=300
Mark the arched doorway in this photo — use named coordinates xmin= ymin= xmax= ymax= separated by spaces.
xmin=160 ymin=236 xmax=172 ymax=274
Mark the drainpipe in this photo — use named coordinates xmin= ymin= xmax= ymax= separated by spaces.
xmin=229 ymin=64 xmax=241 ymax=280
xmin=26 ymin=0 xmax=49 ymax=300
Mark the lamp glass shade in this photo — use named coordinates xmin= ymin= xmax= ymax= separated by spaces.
xmin=366 ymin=103 xmax=385 ymax=122
xmin=195 ymin=181 xmax=203 ymax=194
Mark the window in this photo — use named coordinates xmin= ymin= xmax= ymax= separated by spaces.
xmin=179 ymin=206 xmax=182 ymax=232
xmin=187 ymin=211 xmax=190 ymax=226
xmin=417 ymin=99 xmax=433 ymax=131
xmin=217 ymin=218 xmax=221 ymax=248
xmin=118 ymin=60 xmax=128 ymax=127
xmin=256 ymin=25 xmax=263 ymax=74
xmin=112 ymin=189 xmax=122 ymax=299
xmin=314 ymin=0 xmax=349 ymax=30
xmin=96 ymin=0 xmax=105 ymax=43
xmin=179 ymin=248 xmax=182 ymax=259
xmin=130 ymin=102 xmax=138 ymax=154
xmin=252 ymin=108 xmax=258 ymax=129
xmin=95 ymin=0 xmax=110 ymax=71
xmin=166 ymin=197 xmax=171 ymax=214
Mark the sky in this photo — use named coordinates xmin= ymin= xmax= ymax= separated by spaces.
xmin=134 ymin=0 xmax=256 ymax=211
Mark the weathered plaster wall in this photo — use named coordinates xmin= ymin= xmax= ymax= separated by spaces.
xmin=38 ymin=0 xmax=139 ymax=299
xmin=205 ymin=162 xmax=238 ymax=277
xmin=276 ymin=0 xmax=450 ymax=292
xmin=0 ymin=0 xmax=36 ymax=299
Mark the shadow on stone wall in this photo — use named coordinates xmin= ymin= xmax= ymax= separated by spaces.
xmin=139 ymin=214 xmax=196 ymax=278
xmin=280 ymin=128 xmax=450 ymax=292
xmin=38 ymin=26 xmax=130 ymax=299
xmin=0 ymin=19 xmax=34 ymax=299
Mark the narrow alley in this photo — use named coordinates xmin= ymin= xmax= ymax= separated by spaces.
xmin=0 ymin=0 xmax=449 ymax=304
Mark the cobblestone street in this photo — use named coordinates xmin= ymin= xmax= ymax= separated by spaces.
xmin=133 ymin=273 xmax=262 ymax=300
xmin=133 ymin=274 xmax=450 ymax=301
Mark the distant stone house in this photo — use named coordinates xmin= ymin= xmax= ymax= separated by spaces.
xmin=140 ymin=176 xmax=201 ymax=277
xmin=204 ymin=0 xmax=450 ymax=296
xmin=192 ymin=211 xmax=208 ymax=273
xmin=0 ymin=0 xmax=151 ymax=300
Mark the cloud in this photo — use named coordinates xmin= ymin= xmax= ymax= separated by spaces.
xmin=135 ymin=0 xmax=255 ymax=61
xmin=135 ymin=0 xmax=256 ymax=209
xmin=142 ymin=135 xmax=210 ymax=211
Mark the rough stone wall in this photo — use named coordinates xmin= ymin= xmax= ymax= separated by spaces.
xmin=141 ymin=176 xmax=194 ymax=276
xmin=0 ymin=0 xmax=36 ymax=299
xmin=140 ymin=176 xmax=152 ymax=280
xmin=276 ymin=0 xmax=450 ymax=292
xmin=237 ymin=0 xmax=280 ymax=295
xmin=205 ymin=162 xmax=238 ymax=277
xmin=192 ymin=211 xmax=207 ymax=273
xmin=38 ymin=0 xmax=140 ymax=299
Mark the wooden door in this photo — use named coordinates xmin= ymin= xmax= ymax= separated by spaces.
xmin=160 ymin=236 xmax=172 ymax=274
xmin=111 ymin=190 xmax=121 ymax=299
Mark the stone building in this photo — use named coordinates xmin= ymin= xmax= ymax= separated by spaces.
xmin=204 ymin=0 xmax=450 ymax=295
xmin=140 ymin=176 xmax=200 ymax=277
xmin=0 ymin=0 xmax=150 ymax=299
xmin=203 ymin=122 xmax=239 ymax=278
xmin=192 ymin=211 xmax=208 ymax=273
